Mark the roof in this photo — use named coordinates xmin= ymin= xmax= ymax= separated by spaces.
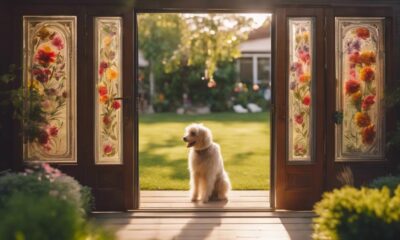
xmin=239 ymin=20 xmax=271 ymax=53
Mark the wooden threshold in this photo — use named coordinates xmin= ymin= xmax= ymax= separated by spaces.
xmin=139 ymin=190 xmax=270 ymax=210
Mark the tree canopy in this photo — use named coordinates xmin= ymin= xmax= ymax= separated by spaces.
xmin=138 ymin=13 xmax=254 ymax=83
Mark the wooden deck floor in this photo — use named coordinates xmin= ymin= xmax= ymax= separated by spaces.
xmin=94 ymin=191 xmax=313 ymax=239
xmin=95 ymin=211 xmax=314 ymax=240
xmin=140 ymin=190 xmax=270 ymax=209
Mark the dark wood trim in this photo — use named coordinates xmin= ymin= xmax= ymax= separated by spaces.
xmin=269 ymin=10 xmax=277 ymax=209
xmin=133 ymin=9 xmax=140 ymax=210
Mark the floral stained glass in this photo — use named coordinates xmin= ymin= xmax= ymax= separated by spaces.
xmin=336 ymin=18 xmax=385 ymax=160
xmin=288 ymin=18 xmax=314 ymax=161
xmin=95 ymin=17 xmax=123 ymax=164
xmin=23 ymin=16 xmax=77 ymax=162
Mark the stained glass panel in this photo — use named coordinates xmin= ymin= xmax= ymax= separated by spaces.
xmin=335 ymin=17 xmax=385 ymax=160
xmin=288 ymin=18 xmax=314 ymax=162
xmin=23 ymin=16 xmax=77 ymax=162
xmin=95 ymin=17 xmax=123 ymax=164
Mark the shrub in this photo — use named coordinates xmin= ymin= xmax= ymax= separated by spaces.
xmin=0 ymin=163 xmax=93 ymax=215
xmin=0 ymin=192 xmax=83 ymax=240
xmin=0 ymin=192 xmax=114 ymax=240
xmin=313 ymin=186 xmax=400 ymax=240
xmin=369 ymin=175 xmax=400 ymax=195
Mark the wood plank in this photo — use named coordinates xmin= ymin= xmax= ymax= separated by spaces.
xmin=141 ymin=190 xmax=269 ymax=197
xmin=115 ymin=229 xmax=312 ymax=240
xmin=96 ymin=217 xmax=312 ymax=225
xmin=108 ymin=223 xmax=312 ymax=231
xmin=94 ymin=211 xmax=315 ymax=218
xmin=141 ymin=197 xmax=268 ymax=203
xmin=140 ymin=202 xmax=269 ymax=208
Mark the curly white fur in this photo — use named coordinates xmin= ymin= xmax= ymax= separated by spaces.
xmin=183 ymin=123 xmax=231 ymax=203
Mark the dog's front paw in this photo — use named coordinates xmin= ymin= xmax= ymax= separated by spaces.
xmin=191 ymin=197 xmax=198 ymax=202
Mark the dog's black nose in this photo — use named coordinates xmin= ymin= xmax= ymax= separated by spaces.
xmin=183 ymin=137 xmax=187 ymax=141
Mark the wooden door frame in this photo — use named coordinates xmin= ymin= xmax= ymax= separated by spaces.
xmin=5 ymin=0 xmax=398 ymax=211
xmin=132 ymin=8 xmax=276 ymax=210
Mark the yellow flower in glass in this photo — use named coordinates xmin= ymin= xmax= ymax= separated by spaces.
xmin=28 ymin=79 xmax=44 ymax=94
xmin=103 ymin=36 xmax=112 ymax=47
xmin=106 ymin=67 xmax=118 ymax=81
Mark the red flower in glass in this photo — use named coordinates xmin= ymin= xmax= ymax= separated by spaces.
xmin=48 ymin=126 xmax=58 ymax=137
xmin=356 ymin=27 xmax=370 ymax=39
xmin=112 ymin=101 xmax=121 ymax=110
xmin=302 ymin=95 xmax=311 ymax=106
xmin=98 ymin=85 xmax=108 ymax=96
xmin=362 ymin=95 xmax=375 ymax=110
xmin=294 ymin=114 xmax=303 ymax=124
xmin=51 ymin=36 xmax=64 ymax=50
xmin=103 ymin=115 xmax=111 ymax=125
xmin=345 ymin=79 xmax=361 ymax=95
xmin=103 ymin=144 xmax=113 ymax=155
xmin=361 ymin=124 xmax=376 ymax=144
xmin=35 ymin=49 xmax=56 ymax=66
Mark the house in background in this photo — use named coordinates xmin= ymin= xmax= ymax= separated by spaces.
xmin=237 ymin=20 xmax=271 ymax=100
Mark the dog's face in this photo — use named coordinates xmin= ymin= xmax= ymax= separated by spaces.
xmin=183 ymin=124 xmax=212 ymax=150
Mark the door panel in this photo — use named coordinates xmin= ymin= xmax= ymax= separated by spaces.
xmin=15 ymin=5 xmax=134 ymax=211
xmin=275 ymin=8 xmax=325 ymax=210
xmin=325 ymin=7 xmax=395 ymax=190
xmin=86 ymin=7 xmax=135 ymax=211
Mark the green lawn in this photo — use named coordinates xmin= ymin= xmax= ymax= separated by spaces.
xmin=139 ymin=112 xmax=270 ymax=190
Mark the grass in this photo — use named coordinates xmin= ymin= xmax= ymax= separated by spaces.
xmin=139 ymin=112 xmax=270 ymax=190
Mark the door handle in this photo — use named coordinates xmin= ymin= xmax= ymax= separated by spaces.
xmin=114 ymin=96 xmax=131 ymax=102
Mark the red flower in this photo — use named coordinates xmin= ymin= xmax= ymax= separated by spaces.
xmin=361 ymin=124 xmax=376 ymax=145
xmin=37 ymin=130 xmax=50 ymax=145
xmin=98 ymin=84 xmax=108 ymax=96
xmin=362 ymin=95 xmax=375 ymax=110
xmin=345 ymin=79 xmax=361 ymax=95
xmin=103 ymin=115 xmax=111 ymax=125
xmin=48 ymin=126 xmax=58 ymax=137
xmin=349 ymin=52 xmax=361 ymax=64
xmin=51 ymin=36 xmax=64 ymax=50
xmin=290 ymin=62 xmax=302 ymax=72
xmin=112 ymin=100 xmax=121 ymax=110
xmin=103 ymin=144 xmax=113 ymax=155
xmin=35 ymin=49 xmax=56 ymax=66
xmin=294 ymin=144 xmax=306 ymax=156
xmin=360 ymin=67 xmax=375 ymax=82
xmin=32 ymin=68 xmax=51 ymax=83
xmin=302 ymin=95 xmax=311 ymax=106
xmin=299 ymin=51 xmax=310 ymax=63
xmin=99 ymin=61 xmax=108 ymax=76
xmin=356 ymin=27 xmax=370 ymax=39
xmin=294 ymin=114 xmax=303 ymax=124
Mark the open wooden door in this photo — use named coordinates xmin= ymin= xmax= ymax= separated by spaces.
xmin=325 ymin=7 xmax=394 ymax=190
xmin=275 ymin=8 xmax=325 ymax=210
xmin=16 ymin=5 xmax=135 ymax=211
xmin=85 ymin=8 xmax=135 ymax=211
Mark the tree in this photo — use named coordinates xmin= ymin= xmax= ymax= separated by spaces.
xmin=138 ymin=13 xmax=254 ymax=111
xmin=138 ymin=14 xmax=185 ymax=109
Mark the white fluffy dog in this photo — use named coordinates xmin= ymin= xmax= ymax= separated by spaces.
xmin=183 ymin=123 xmax=231 ymax=203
